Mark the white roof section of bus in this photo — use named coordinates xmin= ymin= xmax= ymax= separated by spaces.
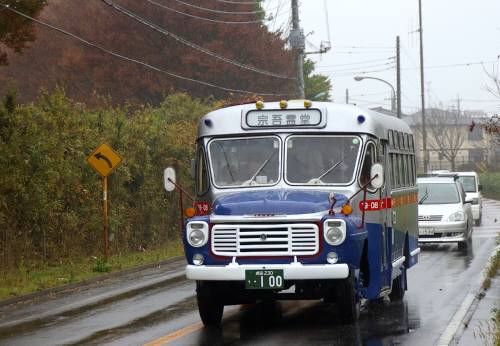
xmin=197 ymin=101 xmax=412 ymax=139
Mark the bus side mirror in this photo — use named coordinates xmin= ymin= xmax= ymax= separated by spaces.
xmin=370 ymin=163 xmax=384 ymax=189
xmin=164 ymin=167 xmax=176 ymax=192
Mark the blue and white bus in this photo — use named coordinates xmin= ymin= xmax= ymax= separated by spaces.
xmin=164 ymin=100 xmax=419 ymax=325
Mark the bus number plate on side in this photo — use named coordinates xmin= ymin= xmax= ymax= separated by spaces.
xmin=245 ymin=270 xmax=284 ymax=289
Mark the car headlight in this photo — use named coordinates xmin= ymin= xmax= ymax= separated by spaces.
xmin=448 ymin=212 xmax=465 ymax=222
xmin=323 ymin=219 xmax=346 ymax=246
xmin=186 ymin=222 xmax=209 ymax=247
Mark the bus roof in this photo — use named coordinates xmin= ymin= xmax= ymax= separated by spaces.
xmin=197 ymin=101 xmax=412 ymax=139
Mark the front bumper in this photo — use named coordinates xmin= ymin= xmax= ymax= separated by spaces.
xmin=418 ymin=220 xmax=467 ymax=243
xmin=186 ymin=263 xmax=349 ymax=281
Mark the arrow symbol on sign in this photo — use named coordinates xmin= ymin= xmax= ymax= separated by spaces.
xmin=95 ymin=152 xmax=113 ymax=168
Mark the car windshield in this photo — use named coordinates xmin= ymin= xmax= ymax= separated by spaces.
xmin=286 ymin=136 xmax=361 ymax=185
xmin=457 ymin=176 xmax=477 ymax=193
xmin=208 ymin=137 xmax=280 ymax=187
xmin=418 ymin=182 xmax=460 ymax=204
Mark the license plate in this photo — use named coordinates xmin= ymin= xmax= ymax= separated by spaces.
xmin=419 ymin=227 xmax=434 ymax=235
xmin=245 ymin=269 xmax=284 ymax=289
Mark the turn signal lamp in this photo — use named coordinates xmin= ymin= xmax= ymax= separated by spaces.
xmin=185 ymin=207 xmax=196 ymax=218
xmin=304 ymin=100 xmax=312 ymax=108
xmin=256 ymin=100 xmax=264 ymax=110
xmin=279 ymin=100 xmax=288 ymax=109
xmin=341 ymin=204 xmax=353 ymax=215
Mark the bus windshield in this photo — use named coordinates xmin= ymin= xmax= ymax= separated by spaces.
xmin=209 ymin=136 xmax=280 ymax=188
xmin=286 ymin=135 xmax=361 ymax=185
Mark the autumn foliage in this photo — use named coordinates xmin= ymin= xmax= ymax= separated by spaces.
xmin=0 ymin=0 xmax=296 ymax=105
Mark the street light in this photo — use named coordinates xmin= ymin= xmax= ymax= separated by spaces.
xmin=354 ymin=76 xmax=399 ymax=117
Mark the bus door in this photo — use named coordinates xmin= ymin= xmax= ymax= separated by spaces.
xmin=363 ymin=140 xmax=391 ymax=289
xmin=379 ymin=139 xmax=391 ymax=287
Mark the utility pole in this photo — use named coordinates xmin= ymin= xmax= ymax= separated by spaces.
xmin=396 ymin=36 xmax=401 ymax=119
xmin=345 ymin=89 xmax=349 ymax=104
xmin=290 ymin=0 xmax=305 ymax=98
xmin=418 ymin=0 xmax=428 ymax=172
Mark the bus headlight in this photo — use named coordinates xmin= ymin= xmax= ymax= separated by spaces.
xmin=448 ymin=212 xmax=465 ymax=222
xmin=186 ymin=222 xmax=209 ymax=247
xmin=323 ymin=219 xmax=346 ymax=246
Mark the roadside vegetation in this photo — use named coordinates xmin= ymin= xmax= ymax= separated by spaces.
xmin=0 ymin=239 xmax=183 ymax=301
xmin=0 ymin=90 xmax=218 ymax=300
xmin=479 ymin=172 xmax=500 ymax=201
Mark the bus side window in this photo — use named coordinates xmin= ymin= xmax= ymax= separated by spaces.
xmin=393 ymin=153 xmax=400 ymax=188
xmin=410 ymin=155 xmax=415 ymax=186
xmin=360 ymin=142 xmax=376 ymax=188
xmin=387 ymin=152 xmax=393 ymax=189
xmin=404 ymin=155 xmax=409 ymax=187
xmin=196 ymin=147 xmax=209 ymax=195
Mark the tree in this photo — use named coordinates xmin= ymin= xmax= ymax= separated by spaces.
xmin=0 ymin=0 xmax=295 ymax=105
xmin=0 ymin=0 xmax=47 ymax=65
xmin=483 ymin=63 xmax=500 ymax=144
xmin=427 ymin=108 xmax=468 ymax=171
xmin=303 ymin=59 xmax=332 ymax=101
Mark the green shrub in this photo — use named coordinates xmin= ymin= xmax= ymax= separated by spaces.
xmin=0 ymin=89 xmax=218 ymax=270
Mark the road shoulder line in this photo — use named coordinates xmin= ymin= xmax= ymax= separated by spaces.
xmin=435 ymin=244 xmax=500 ymax=346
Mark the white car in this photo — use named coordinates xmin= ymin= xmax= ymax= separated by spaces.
xmin=417 ymin=176 xmax=473 ymax=250
xmin=454 ymin=172 xmax=483 ymax=226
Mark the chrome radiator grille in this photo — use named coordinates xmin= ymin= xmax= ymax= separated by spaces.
xmin=211 ymin=223 xmax=319 ymax=257
xmin=418 ymin=215 xmax=443 ymax=222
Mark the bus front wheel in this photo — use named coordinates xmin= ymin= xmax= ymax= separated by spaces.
xmin=196 ymin=281 xmax=224 ymax=326
xmin=336 ymin=272 xmax=360 ymax=324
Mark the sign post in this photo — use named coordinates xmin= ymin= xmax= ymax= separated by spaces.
xmin=86 ymin=143 xmax=123 ymax=261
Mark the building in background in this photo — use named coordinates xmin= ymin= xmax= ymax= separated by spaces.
xmin=371 ymin=107 xmax=499 ymax=172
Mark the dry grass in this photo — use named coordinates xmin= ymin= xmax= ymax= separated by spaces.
xmin=0 ymin=239 xmax=183 ymax=302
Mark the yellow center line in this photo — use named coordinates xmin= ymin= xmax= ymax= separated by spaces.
xmin=143 ymin=321 xmax=204 ymax=346
xmin=143 ymin=306 xmax=241 ymax=346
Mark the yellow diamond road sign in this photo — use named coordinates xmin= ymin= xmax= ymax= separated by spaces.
xmin=86 ymin=143 xmax=123 ymax=177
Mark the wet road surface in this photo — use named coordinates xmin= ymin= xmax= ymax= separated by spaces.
xmin=1 ymin=199 xmax=498 ymax=346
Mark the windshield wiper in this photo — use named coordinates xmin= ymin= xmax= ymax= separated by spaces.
xmin=418 ymin=188 xmax=429 ymax=204
xmin=247 ymin=150 xmax=277 ymax=184
xmin=216 ymin=142 xmax=235 ymax=182
xmin=316 ymin=157 xmax=345 ymax=181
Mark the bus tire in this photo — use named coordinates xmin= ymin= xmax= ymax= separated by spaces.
xmin=337 ymin=271 xmax=360 ymax=324
xmin=389 ymin=268 xmax=406 ymax=301
xmin=196 ymin=281 xmax=224 ymax=326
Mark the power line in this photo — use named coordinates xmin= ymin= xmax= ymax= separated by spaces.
xmin=213 ymin=0 xmax=261 ymax=4
xmin=101 ymin=0 xmax=295 ymax=80
xmin=316 ymin=57 xmax=394 ymax=68
xmin=326 ymin=66 xmax=396 ymax=77
xmin=144 ymin=0 xmax=265 ymax=24
xmin=316 ymin=61 xmax=395 ymax=73
xmin=170 ymin=0 xmax=265 ymax=14
xmin=334 ymin=45 xmax=394 ymax=50
xmin=402 ymin=60 xmax=499 ymax=70
xmin=0 ymin=4 xmax=293 ymax=97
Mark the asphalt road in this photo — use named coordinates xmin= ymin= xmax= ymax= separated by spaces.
xmin=1 ymin=199 xmax=498 ymax=346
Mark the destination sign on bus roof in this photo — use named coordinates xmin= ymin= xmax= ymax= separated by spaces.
xmin=245 ymin=109 xmax=323 ymax=128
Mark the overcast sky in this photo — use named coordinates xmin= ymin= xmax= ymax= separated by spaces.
xmin=264 ymin=0 xmax=500 ymax=114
